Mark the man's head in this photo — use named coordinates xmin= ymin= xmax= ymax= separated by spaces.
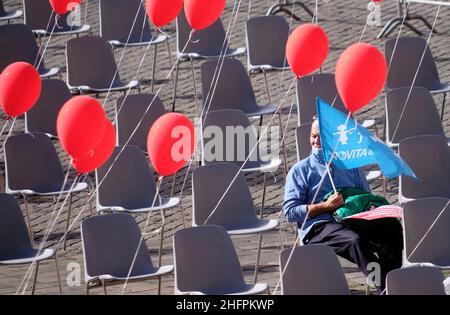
xmin=310 ymin=117 xmax=321 ymax=149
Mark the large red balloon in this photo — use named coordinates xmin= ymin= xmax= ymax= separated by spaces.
xmin=184 ymin=0 xmax=226 ymax=31
xmin=335 ymin=43 xmax=387 ymax=112
xmin=49 ymin=0 xmax=81 ymax=15
xmin=147 ymin=113 xmax=195 ymax=176
xmin=57 ymin=96 xmax=107 ymax=158
xmin=146 ymin=0 xmax=183 ymax=28
xmin=73 ymin=120 xmax=116 ymax=174
xmin=286 ymin=24 xmax=329 ymax=78
xmin=0 ymin=62 xmax=41 ymax=117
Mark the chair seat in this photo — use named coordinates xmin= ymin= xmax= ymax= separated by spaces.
xmin=87 ymin=264 xmax=174 ymax=283
xmin=184 ymin=282 xmax=269 ymax=295
xmin=245 ymin=104 xmax=278 ymax=117
xmin=0 ymin=9 xmax=22 ymax=21
xmin=0 ymin=248 xmax=54 ymax=265
xmin=365 ymin=170 xmax=381 ymax=181
xmin=242 ymin=158 xmax=282 ymax=173
xmin=430 ymin=82 xmax=450 ymax=94
xmin=68 ymin=80 xmax=139 ymax=94
xmin=39 ymin=67 xmax=60 ymax=79
xmin=179 ymin=47 xmax=246 ymax=61
xmin=98 ymin=197 xmax=180 ymax=214
xmin=248 ymin=64 xmax=290 ymax=73
xmin=34 ymin=24 xmax=91 ymax=37
xmin=109 ymin=34 xmax=167 ymax=48
xmin=7 ymin=182 xmax=88 ymax=196
xmin=228 ymin=218 xmax=279 ymax=235
xmin=361 ymin=119 xmax=376 ymax=129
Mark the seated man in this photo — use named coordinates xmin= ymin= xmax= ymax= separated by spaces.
xmin=284 ymin=118 xmax=402 ymax=294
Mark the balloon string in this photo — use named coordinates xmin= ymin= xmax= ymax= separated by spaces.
xmin=189 ymin=29 xmax=199 ymax=44
xmin=120 ymin=175 xmax=164 ymax=295
xmin=54 ymin=14 xmax=63 ymax=29
xmin=35 ymin=20 xmax=57 ymax=71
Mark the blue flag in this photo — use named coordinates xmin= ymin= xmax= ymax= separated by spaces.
xmin=316 ymin=98 xmax=417 ymax=179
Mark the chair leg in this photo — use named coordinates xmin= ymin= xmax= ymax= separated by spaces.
xmin=88 ymin=188 xmax=94 ymax=216
xmin=170 ymin=172 xmax=177 ymax=197
xmin=166 ymin=39 xmax=175 ymax=91
xmin=262 ymin=69 xmax=272 ymax=104
xmin=260 ymin=173 xmax=267 ymax=219
xmin=382 ymin=176 xmax=388 ymax=199
xmin=151 ymin=44 xmax=158 ymax=93
xmin=0 ymin=167 xmax=4 ymax=192
xmin=157 ymin=210 xmax=166 ymax=295
xmin=172 ymin=60 xmax=180 ymax=112
xmin=278 ymin=112 xmax=288 ymax=181
xmin=253 ymin=233 xmax=263 ymax=284
xmin=54 ymin=255 xmax=62 ymax=295
xmin=31 ymin=261 xmax=40 ymax=295
xmin=190 ymin=58 xmax=200 ymax=116
xmin=441 ymin=92 xmax=446 ymax=121
xmin=102 ymin=280 xmax=107 ymax=295
xmin=23 ymin=195 xmax=34 ymax=246
xmin=63 ymin=193 xmax=73 ymax=251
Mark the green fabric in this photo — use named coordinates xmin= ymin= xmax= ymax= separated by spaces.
xmin=323 ymin=187 xmax=390 ymax=219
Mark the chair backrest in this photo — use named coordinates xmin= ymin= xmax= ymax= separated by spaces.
xmin=402 ymin=197 xmax=450 ymax=267
xmin=66 ymin=36 xmax=120 ymax=89
xmin=99 ymin=0 xmax=152 ymax=44
xmin=176 ymin=10 xmax=228 ymax=56
xmin=23 ymin=0 xmax=74 ymax=31
xmin=385 ymin=37 xmax=442 ymax=90
xmin=96 ymin=145 xmax=158 ymax=210
xmin=25 ymin=79 xmax=71 ymax=137
xmin=399 ymin=135 xmax=450 ymax=200
xmin=173 ymin=225 xmax=248 ymax=294
xmin=296 ymin=73 xmax=347 ymax=125
xmin=192 ymin=163 xmax=259 ymax=229
xmin=279 ymin=245 xmax=350 ymax=295
xmin=4 ymin=133 xmax=64 ymax=193
xmin=295 ymin=123 xmax=312 ymax=161
xmin=201 ymin=58 xmax=258 ymax=112
xmin=0 ymin=193 xmax=34 ymax=261
xmin=0 ymin=24 xmax=46 ymax=72
xmin=116 ymin=94 xmax=166 ymax=152
xmin=385 ymin=87 xmax=445 ymax=146
xmin=386 ymin=266 xmax=446 ymax=295
xmin=246 ymin=15 xmax=290 ymax=68
xmin=201 ymin=109 xmax=260 ymax=167
xmin=81 ymin=213 xmax=155 ymax=279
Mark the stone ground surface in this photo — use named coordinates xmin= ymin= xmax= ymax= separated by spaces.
xmin=0 ymin=0 xmax=449 ymax=295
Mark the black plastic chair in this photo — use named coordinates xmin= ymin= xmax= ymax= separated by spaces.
xmin=386 ymin=266 xmax=446 ymax=295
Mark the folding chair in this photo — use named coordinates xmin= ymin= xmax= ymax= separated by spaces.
xmin=25 ymin=79 xmax=71 ymax=138
xmin=385 ymin=36 xmax=450 ymax=120
xmin=202 ymin=109 xmax=282 ymax=221
xmin=402 ymin=197 xmax=450 ymax=268
xmin=246 ymin=15 xmax=290 ymax=102
xmin=398 ymin=135 xmax=450 ymax=204
xmin=66 ymin=36 xmax=140 ymax=94
xmin=115 ymin=94 xmax=166 ymax=152
xmin=201 ymin=59 xmax=287 ymax=177
xmin=81 ymin=213 xmax=173 ymax=294
xmin=386 ymin=266 xmax=446 ymax=295
xmin=23 ymin=0 xmax=90 ymax=41
xmin=192 ymin=163 xmax=279 ymax=283
xmin=95 ymin=145 xmax=181 ymax=289
xmin=172 ymin=10 xmax=246 ymax=112
xmin=173 ymin=225 xmax=270 ymax=295
xmin=385 ymin=87 xmax=447 ymax=148
xmin=0 ymin=193 xmax=61 ymax=295
xmin=0 ymin=24 xmax=60 ymax=78
xmin=99 ymin=0 xmax=169 ymax=92
xmin=0 ymin=0 xmax=22 ymax=22
xmin=4 ymin=133 xmax=89 ymax=249
xmin=279 ymin=245 xmax=350 ymax=295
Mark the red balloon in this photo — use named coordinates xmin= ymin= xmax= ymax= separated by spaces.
xmin=57 ymin=96 xmax=107 ymax=158
xmin=0 ymin=62 xmax=41 ymax=117
xmin=49 ymin=0 xmax=81 ymax=15
xmin=146 ymin=0 xmax=183 ymax=28
xmin=184 ymin=0 xmax=226 ymax=31
xmin=335 ymin=43 xmax=387 ymax=112
xmin=147 ymin=113 xmax=195 ymax=176
xmin=73 ymin=120 xmax=116 ymax=174
xmin=286 ymin=24 xmax=329 ymax=78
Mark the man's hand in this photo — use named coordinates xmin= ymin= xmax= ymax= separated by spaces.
xmin=324 ymin=192 xmax=344 ymax=212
